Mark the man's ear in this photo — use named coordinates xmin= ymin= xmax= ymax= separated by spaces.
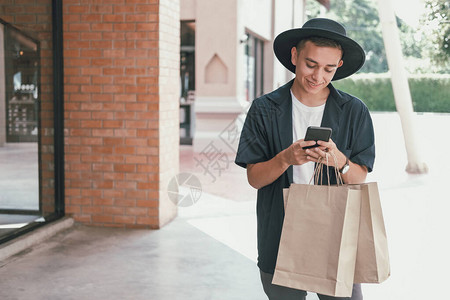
xmin=338 ymin=60 xmax=344 ymax=68
xmin=291 ymin=47 xmax=298 ymax=66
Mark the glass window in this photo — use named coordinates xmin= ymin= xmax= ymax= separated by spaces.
xmin=180 ymin=21 xmax=195 ymax=100
xmin=244 ymin=33 xmax=264 ymax=101
xmin=0 ymin=0 xmax=63 ymax=243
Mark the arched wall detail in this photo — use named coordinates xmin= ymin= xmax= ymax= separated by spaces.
xmin=205 ymin=53 xmax=228 ymax=84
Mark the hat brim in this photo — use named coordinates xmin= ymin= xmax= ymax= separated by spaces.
xmin=273 ymin=28 xmax=365 ymax=80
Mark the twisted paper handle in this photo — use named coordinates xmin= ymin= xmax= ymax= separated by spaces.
xmin=310 ymin=151 xmax=344 ymax=186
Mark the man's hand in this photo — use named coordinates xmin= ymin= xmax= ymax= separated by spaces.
xmin=247 ymin=139 xmax=316 ymax=189
xmin=304 ymin=138 xmax=346 ymax=169
xmin=282 ymin=139 xmax=317 ymax=166
xmin=303 ymin=138 xmax=368 ymax=184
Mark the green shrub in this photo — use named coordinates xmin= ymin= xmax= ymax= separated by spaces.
xmin=333 ymin=74 xmax=450 ymax=112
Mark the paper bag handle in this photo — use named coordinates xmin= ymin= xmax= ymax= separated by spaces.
xmin=310 ymin=151 xmax=344 ymax=186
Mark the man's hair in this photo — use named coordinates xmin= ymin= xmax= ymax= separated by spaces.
xmin=296 ymin=36 xmax=343 ymax=54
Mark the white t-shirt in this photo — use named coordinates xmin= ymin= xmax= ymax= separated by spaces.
xmin=291 ymin=90 xmax=326 ymax=184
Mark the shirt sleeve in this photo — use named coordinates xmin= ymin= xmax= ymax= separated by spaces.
xmin=349 ymin=105 xmax=375 ymax=172
xmin=235 ymin=101 xmax=271 ymax=168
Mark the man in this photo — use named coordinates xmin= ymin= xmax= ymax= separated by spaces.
xmin=235 ymin=18 xmax=375 ymax=300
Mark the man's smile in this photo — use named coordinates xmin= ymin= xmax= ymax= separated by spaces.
xmin=306 ymin=79 xmax=325 ymax=87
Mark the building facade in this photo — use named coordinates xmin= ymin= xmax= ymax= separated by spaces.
xmin=179 ymin=0 xmax=310 ymax=145
xmin=1 ymin=0 xmax=180 ymax=243
xmin=180 ymin=0 xmax=307 ymax=114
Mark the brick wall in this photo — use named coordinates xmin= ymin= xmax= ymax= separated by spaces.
xmin=0 ymin=1 xmax=56 ymax=215
xmin=63 ymin=0 xmax=179 ymax=228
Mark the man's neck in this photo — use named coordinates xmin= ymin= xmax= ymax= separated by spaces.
xmin=291 ymin=85 xmax=330 ymax=107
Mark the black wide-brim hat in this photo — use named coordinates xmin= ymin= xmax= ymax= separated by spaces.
xmin=273 ymin=18 xmax=365 ymax=81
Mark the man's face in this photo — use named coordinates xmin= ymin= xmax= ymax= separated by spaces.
xmin=291 ymin=40 xmax=343 ymax=95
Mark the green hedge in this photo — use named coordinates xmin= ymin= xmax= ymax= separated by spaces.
xmin=332 ymin=74 xmax=450 ymax=112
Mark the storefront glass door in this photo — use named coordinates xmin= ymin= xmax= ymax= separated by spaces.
xmin=0 ymin=0 xmax=64 ymax=243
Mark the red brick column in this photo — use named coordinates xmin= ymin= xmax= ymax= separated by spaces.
xmin=63 ymin=0 xmax=179 ymax=228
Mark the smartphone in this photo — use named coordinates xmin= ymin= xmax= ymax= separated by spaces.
xmin=302 ymin=126 xmax=332 ymax=149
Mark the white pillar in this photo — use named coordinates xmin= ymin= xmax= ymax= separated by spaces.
xmin=377 ymin=0 xmax=428 ymax=174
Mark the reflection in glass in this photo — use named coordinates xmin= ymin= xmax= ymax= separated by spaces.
xmin=0 ymin=21 xmax=41 ymax=239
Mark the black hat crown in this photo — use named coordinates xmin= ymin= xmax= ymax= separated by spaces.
xmin=302 ymin=18 xmax=347 ymax=36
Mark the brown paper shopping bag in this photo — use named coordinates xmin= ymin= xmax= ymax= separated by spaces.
xmin=282 ymin=182 xmax=390 ymax=287
xmin=349 ymin=182 xmax=390 ymax=283
xmin=273 ymin=183 xmax=362 ymax=297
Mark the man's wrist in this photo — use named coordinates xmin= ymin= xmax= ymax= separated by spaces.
xmin=338 ymin=151 xmax=346 ymax=169
xmin=278 ymin=148 xmax=290 ymax=169
xmin=338 ymin=152 xmax=350 ymax=174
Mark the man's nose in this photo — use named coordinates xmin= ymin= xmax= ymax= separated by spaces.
xmin=311 ymin=68 xmax=323 ymax=80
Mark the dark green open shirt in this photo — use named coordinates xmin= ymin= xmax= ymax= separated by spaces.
xmin=235 ymin=79 xmax=375 ymax=274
